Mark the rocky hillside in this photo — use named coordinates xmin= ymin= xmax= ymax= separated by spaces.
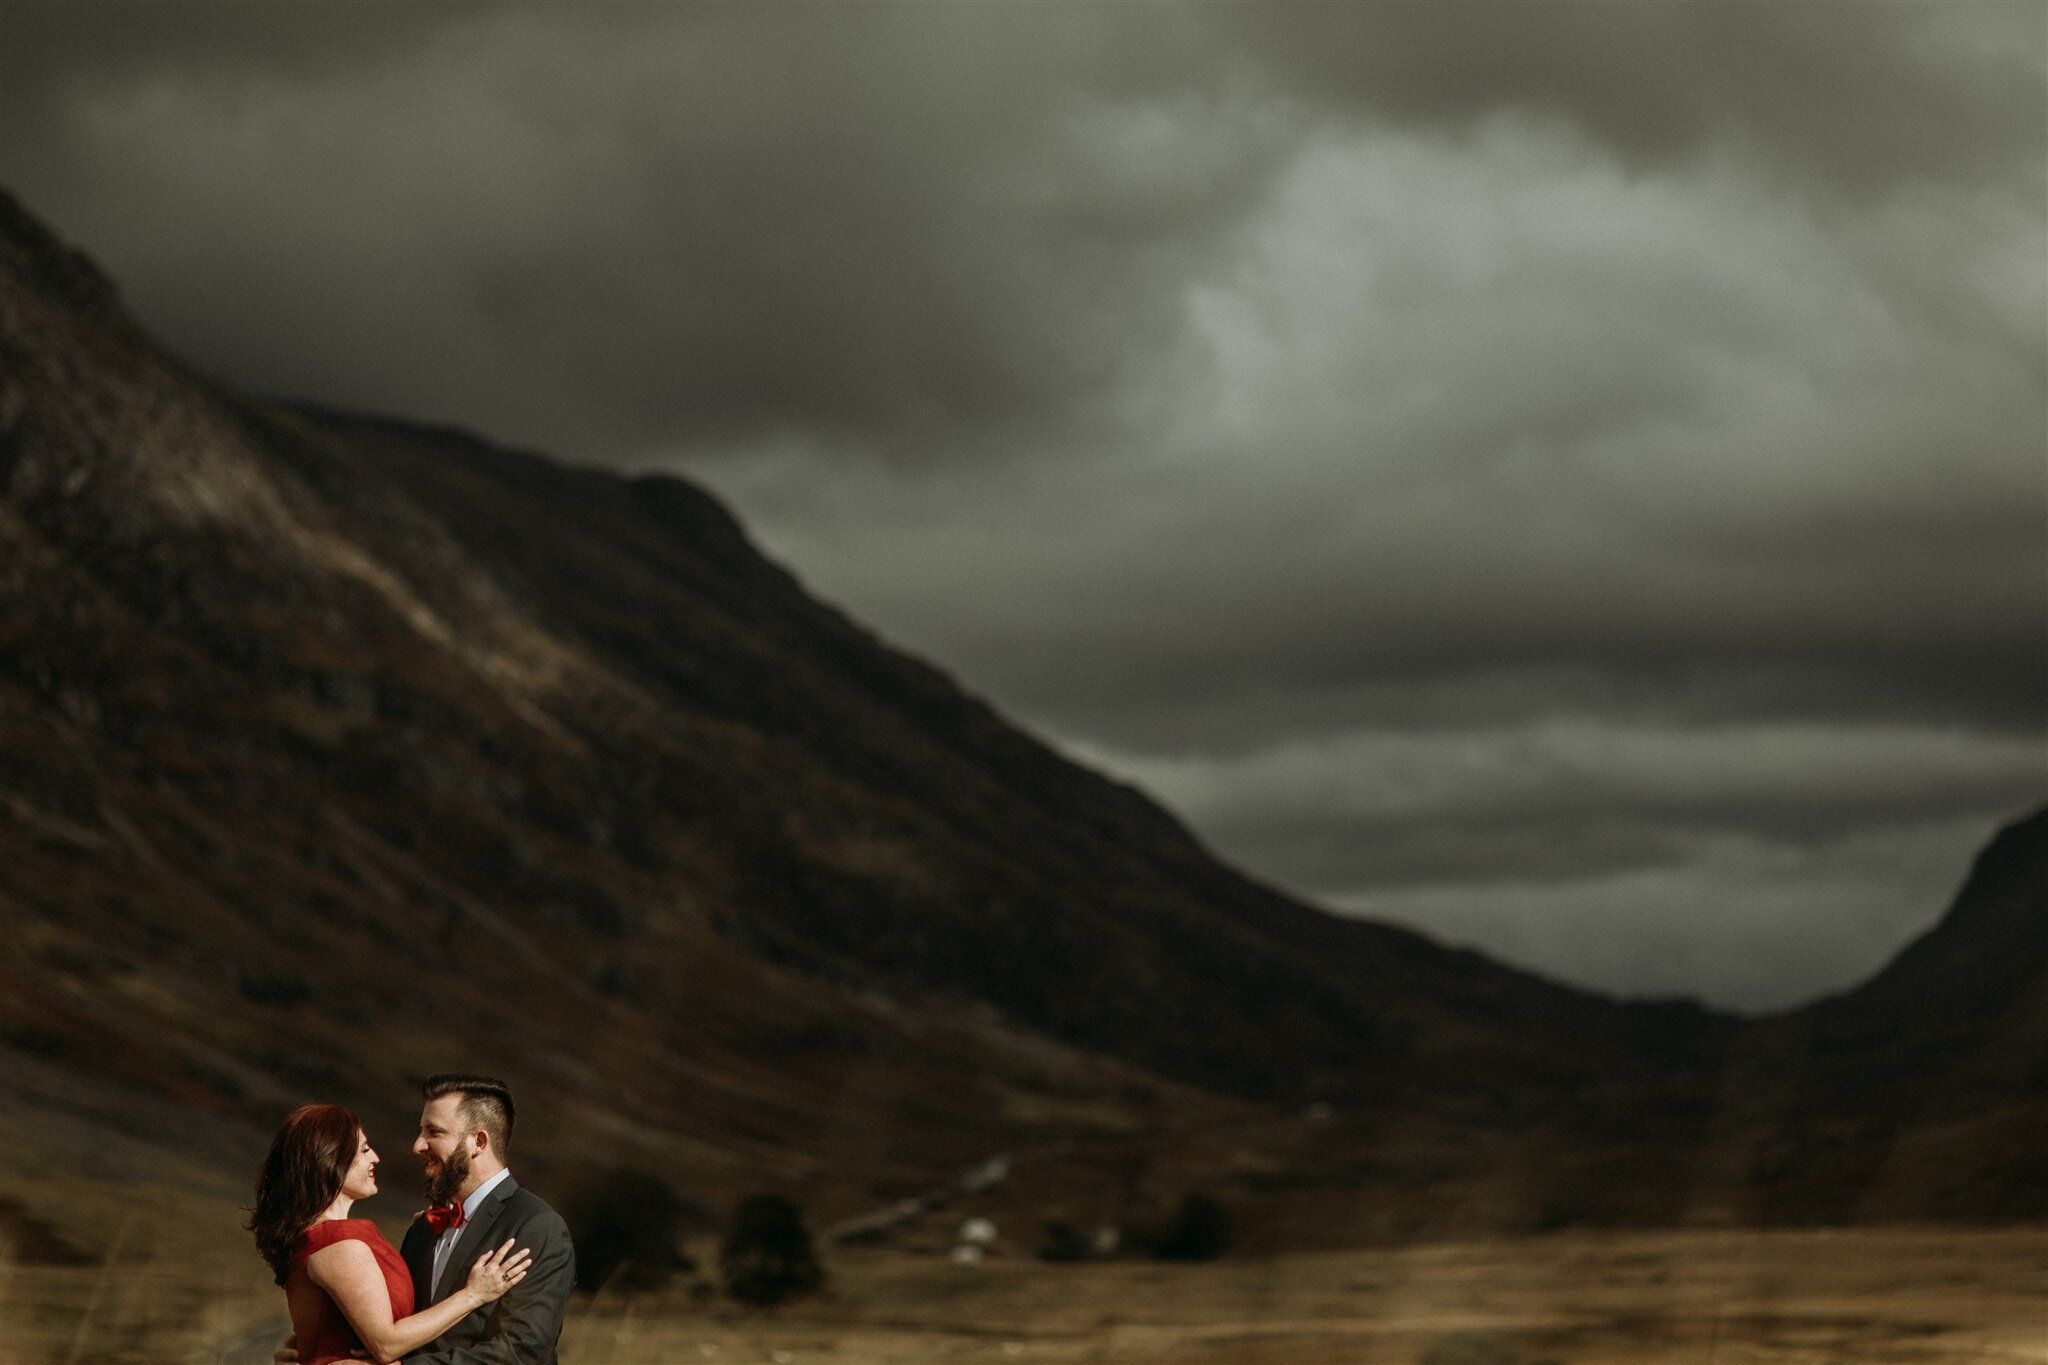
xmin=1707 ymin=806 xmax=2048 ymax=1225
xmin=0 ymin=187 xmax=1713 ymax=1212
xmin=0 ymin=186 xmax=2038 ymax=1249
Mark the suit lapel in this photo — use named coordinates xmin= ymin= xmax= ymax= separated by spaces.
xmin=432 ymin=1173 xmax=519 ymax=1303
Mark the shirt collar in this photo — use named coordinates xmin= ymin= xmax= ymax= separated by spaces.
xmin=455 ymin=1167 xmax=512 ymax=1226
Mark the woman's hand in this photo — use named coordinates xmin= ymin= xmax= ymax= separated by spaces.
xmin=463 ymin=1238 xmax=533 ymax=1303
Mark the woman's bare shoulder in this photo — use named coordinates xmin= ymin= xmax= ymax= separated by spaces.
xmin=303 ymin=1227 xmax=381 ymax=1285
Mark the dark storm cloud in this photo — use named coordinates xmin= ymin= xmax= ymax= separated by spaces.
xmin=1215 ymin=0 xmax=2047 ymax=194
xmin=1324 ymin=813 xmax=2013 ymax=1011
xmin=923 ymin=488 xmax=2046 ymax=747
xmin=2 ymin=1 xmax=2036 ymax=452
xmin=1104 ymin=722 xmax=2045 ymax=888
xmin=0 ymin=0 xmax=1280 ymax=454
xmin=0 ymin=0 xmax=2038 ymax=1010
xmin=0 ymin=0 xmax=497 ymax=101
xmin=1079 ymin=718 xmax=2042 ymax=1008
xmin=753 ymin=119 xmax=2044 ymax=748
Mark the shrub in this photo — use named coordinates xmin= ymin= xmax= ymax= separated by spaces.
xmin=720 ymin=1193 xmax=824 ymax=1307
xmin=566 ymin=1168 xmax=696 ymax=1293
xmin=1152 ymin=1192 xmax=1231 ymax=1262
xmin=1037 ymin=1220 xmax=1092 ymax=1262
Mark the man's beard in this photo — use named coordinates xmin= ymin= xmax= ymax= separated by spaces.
xmin=427 ymin=1145 xmax=470 ymax=1206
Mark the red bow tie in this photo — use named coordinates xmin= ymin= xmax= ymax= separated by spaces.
xmin=424 ymin=1202 xmax=465 ymax=1235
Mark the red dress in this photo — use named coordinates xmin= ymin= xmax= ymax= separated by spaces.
xmin=286 ymin=1219 xmax=416 ymax=1365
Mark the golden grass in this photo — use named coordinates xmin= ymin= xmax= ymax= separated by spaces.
xmin=551 ymin=1227 xmax=2048 ymax=1365
xmin=4 ymin=1187 xmax=2046 ymax=1365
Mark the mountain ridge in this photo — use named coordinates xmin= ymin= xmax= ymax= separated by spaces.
xmin=1 ymin=185 xmax=2042 ymax=1251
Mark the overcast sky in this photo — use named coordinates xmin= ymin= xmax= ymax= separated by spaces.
xmin=4 ymin=0 xmax=2041 ymax=1011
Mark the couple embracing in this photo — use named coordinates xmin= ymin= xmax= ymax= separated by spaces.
xmin=250 ymin=1073 xmax=575 ymax=1365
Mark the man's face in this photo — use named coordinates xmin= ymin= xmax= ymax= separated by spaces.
xmin=415 ymin=1094 xmax=476 ymax=1204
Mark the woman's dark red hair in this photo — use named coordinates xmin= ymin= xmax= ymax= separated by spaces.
xmin=248 ymin=1103 xmax=360 ymax=1284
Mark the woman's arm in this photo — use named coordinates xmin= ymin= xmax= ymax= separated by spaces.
xmin=401 ymin=1209 xmax=575 ymax=1365
xmin=306 ymin=1238 xmax=529 ymax=1363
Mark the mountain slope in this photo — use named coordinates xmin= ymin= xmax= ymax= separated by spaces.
xmin=2 ymin=186 xmax=2039 ymax=1250
xmin=0 ymin=187 xmax=1710 ymax=1221
xmin=1711 ymin=806 xmax=2048 ymax=1223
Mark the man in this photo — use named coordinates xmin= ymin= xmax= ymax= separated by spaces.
xmin=276 ymin=1073 xmax=575 ymax=1364
xmin=398 ymin=1073 xmax=574 ymax=1363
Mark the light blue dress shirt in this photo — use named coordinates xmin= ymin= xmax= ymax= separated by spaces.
xmin=430 ymin=1166 xmax=513 ymax=1297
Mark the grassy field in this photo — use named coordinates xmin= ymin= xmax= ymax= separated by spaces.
xmin=565 ymin=1227 xmax=2048 ymax=1364
xmin=5 ymin=1201 xmax=2048 ymax=1365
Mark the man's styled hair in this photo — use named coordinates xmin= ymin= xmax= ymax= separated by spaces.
xmin=422 ymin=1072 xmax=516 ymax=1158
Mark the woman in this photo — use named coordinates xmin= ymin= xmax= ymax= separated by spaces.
xmin=250 ymin=1104 xmax=532 ymax=1365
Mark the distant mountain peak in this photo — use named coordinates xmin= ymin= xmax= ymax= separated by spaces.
xmin=1824 ymin=802 xmax=2048 ymax=1011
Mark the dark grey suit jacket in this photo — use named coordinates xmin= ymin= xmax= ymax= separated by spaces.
xmin=398 ymin=1173 xmax=575 ymax=1365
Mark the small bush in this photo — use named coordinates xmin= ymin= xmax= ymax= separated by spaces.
xmin=566 ymin=1168 xmax=696 ymax=1293
xmin=720 ymin=1193 xmax=824 ymax=1307
xmin=1037 ymin=1220 xmax=1092 ymax=1262
xmin=1152 ymin=1193 xmax=1231 ymax=1262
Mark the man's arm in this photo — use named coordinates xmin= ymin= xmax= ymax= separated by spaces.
xmin=404 ymin=1211 xmax=574 ymax=1365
